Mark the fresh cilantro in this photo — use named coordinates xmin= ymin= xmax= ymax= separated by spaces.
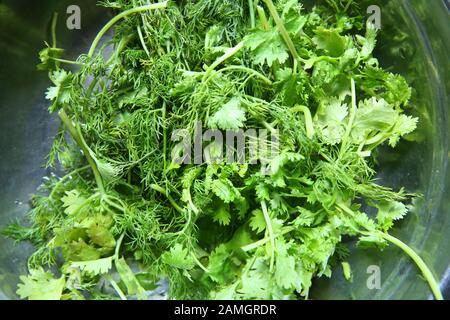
xmin=4 ymin=0 xmax=442 ymax=301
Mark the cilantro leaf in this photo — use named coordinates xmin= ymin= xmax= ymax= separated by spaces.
xmin=161 ymin=244 xmax=195 ymax=270
xmin=61 ymin=190 xmax=87 ymax=216
xmin=244 ymin=29 xmax=289 ymax=67
xmin=71 ymin=256 xmax=113 ymax=275
xmin=208 ymin=97 xmax=247 ymax=130
xmin=375 ymin=200 xmax=408 ymax=232
xmin=249 ymin=209 xmax=266 ymax=234
xmin=37 ymin=46 xmax=65 ymax=71
xmin=313 ymin=27 xmax=347 ymax=57
xmin=17 ymin=268 xmax=65 ymax=300
xmin=45 ymin=69 xmax=72 ymax=112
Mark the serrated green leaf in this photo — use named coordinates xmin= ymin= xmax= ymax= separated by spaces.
xmin=61 ymin=190 xmax=87 ymax=216
xmin=249 ymin=209 xmax=266 ymax=234
xmin=72 ymin=256 xmax=113 ymax=275
xmin=208 ymin=97 xmax=246 ymax=130
xmin=161 ymin=244 xmax=195 ymax=270
xmin=17 ymin=268 xmax=65 ymax=300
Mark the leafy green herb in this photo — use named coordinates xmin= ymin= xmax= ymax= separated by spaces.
xmin=3 ymin=0 xmax=443 ymax=300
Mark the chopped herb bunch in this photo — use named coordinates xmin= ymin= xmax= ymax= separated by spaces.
xmin=3 ymin=0 xmax=443 ymax=300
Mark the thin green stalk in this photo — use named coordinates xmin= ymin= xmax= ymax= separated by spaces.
xmin=103 ymin=196 xmax=125 ymax=213
xmin=114 ymin=233 xmax=125 ymax=258
xmin=69 ymin=193 xmax=101 ymax=217
xmin=261 ymin=200 xmax=275 ymax=272
xmin=337 ymin=203 xmax=443 ymax=300
xmin=291 ymin=105 xmax=315 ymax=139
xmin=248 ymin=0 xmax=256 ymax=28
xmin=340 ymin=78 xmax=357 ymax=156
xmin=325 ymin=0 xmax=340 ymax=12
xmin=150 ymin=184 xmax=184 ymax=214
xmin=88 ymin=2 xmax=168 ymax=58
xmin=162 ymin=101 xmax=167 ymax=171
xmin=104 ymin=274 xmax=127 ymax=300
xmin=51 ymin=57 xmax=84 ymax=66
xmin=49 ymin=165 xmax=90 ymax=200
xmin=137 ymin=25 xmax=150 ymax=57
xmin=241 ymin=227 xmax=294 ymax=252
xmin=205 ymin=65 xmax=272 ymax=85
xmin=256 ymin=5 xmax=270 ymax=31
xmin=203 ymin=42 xmax=244 ymax=81
xmin=263 ymin=0 xmax=299 ymax=67
xmin=51 ymin=13 xmax=58 ymax=48
xmin=191 ymin=253 xmax=210 ymax=273
xmin=379 ymin=232 xmax=443 ymax=300
xmin=59 ymin=110 xmax=105 ymax=194
xmin=344 ymin=0 xmax=354 ymax=13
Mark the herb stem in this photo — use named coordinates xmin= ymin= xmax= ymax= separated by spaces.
xmin=241 ymin=228 xmax=294 ymax=252
xmin=337 ymin=203 xmax=443 ymax=300
xmin=206 ymin=65 xmax=272 ymax=85
xmin=162 ymin=102 xmax=168 ymax=171
xmin=378 ymin=232 xmax=444 ymax=300
xmin=291 ymin=105 xmax=315 ymax=139
xmin=114 ymin=233 xmax=125 ymax=259
xmin=49 ymin=165 xmax=90 ymax=200
xmin=137 ymin=25 xmax=151 ymax=57
xmin=59 ymin=110 xmax=105 ymax=194
xmin=344 ymin=0 xmax=354 ymax=13
xmin=248 ymin=0 xmax=256 ymax=28
xmin=263 ymin=0 xmax=299 ymax=69
xmin=256 ymin=5 xmax=270 ymax=31
xmin=261 ymin=200 xmax=275 ymax=271
xmin=191 ymin=253 xmax=210 ymax=273
xmin=88 ymin=2 xmax=168 ymax=58
xmin=340 ymin=78 xmax=357 ymax=156
xmin=150 ymin=184 xmax=184 ymax=214
xmin=203 ymin=42 xmax=245 ymax=81
xmin=51 ymin=13 xmax=58 ymax=48
xmin=104 ymin=274 xmax=127 ymax=300
xmin=103 ymin=196 xmax=125 ymax=213
xmin=51 ymin=57 xmax=84 ymax=66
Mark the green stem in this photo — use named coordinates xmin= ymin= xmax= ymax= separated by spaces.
xmin=261 ymin=200 xmax=275 ymax=271
xmin=104 ymin=274 xmax=127 ymax=300
xmin=344 ymin=0 xmax=354 ymax=13
xmin=248 ymin=0 xmax=256 ymax=28
xmin=203 ymin=42 xmax=244 ymax=81
xmin=162 ymin=101 xmax=167 ymax=171
xmin=379 ymin=232 xmax=443 ymax=300
xmin=263 ymin=0 xmax=299 ymax=67
xmin=291 ymin=105 xmax=315 ymax=139
xmin=49 ymin=165 xmax=90 ymax=200
xmin=114 ymin=233 xmax=125 ymax=259
xmin=340 ymin=78 xmax=357 ymax=156
xmin=103 ymin=196 xmax=125 ymax=213
xmin=137 ymin=25 xmax=150 ymax=57
xmin=70 ymin=193 xmax=101 ymax=217
xmin=88 ymin=2 xmax=168 ymax=58
xmin=241 ymin=227 xmax=294 ymax=252
xmin=206 ymin=65 xmax=272 ymax=85
xmin=191 ymin=253 xmax=209 ymax=273
xmin=51 ymin=57 xmax=84 ymax=66
xmin=150 ymin=184 xmax=184 ymax=214
xmin=51 ymin=13 xmax=58 ymax=48
xmin=337 ymin=203 xmax=443 ymax=300
xmin=256 ymin=5 xmax=269 ymax=31
xmin=59 ymin=110 xmax=105 ymax=194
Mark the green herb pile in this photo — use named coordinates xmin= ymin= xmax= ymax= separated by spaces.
xmin=4 ymin=0 xmax=443 ymax=300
